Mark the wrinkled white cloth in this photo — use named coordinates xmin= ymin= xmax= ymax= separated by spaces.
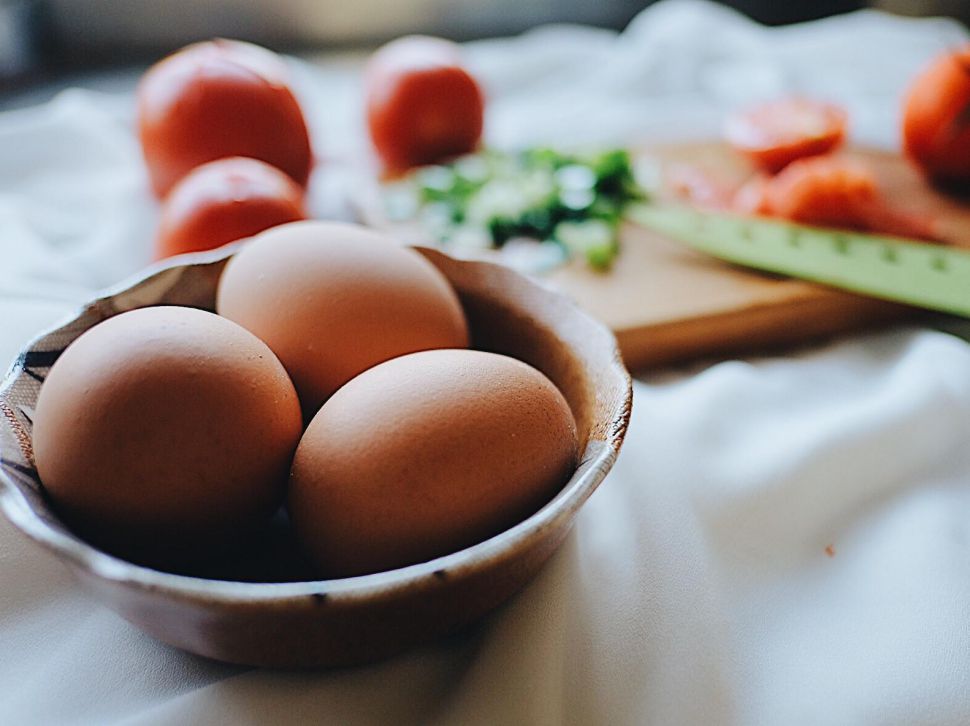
xmin=2 ymin=1 xmax=970 ymax=724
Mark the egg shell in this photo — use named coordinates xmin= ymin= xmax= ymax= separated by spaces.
xmin=31 ymin=306 xmax=302 ymax=564
xmin=216 ymin=221 xmax=469 ymax=415
xmin=288 ymin=348 xmax=579 ymax=578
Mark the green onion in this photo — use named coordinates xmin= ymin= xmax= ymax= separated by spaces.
xmin=390 ymin=147 xmax=645 ymax=271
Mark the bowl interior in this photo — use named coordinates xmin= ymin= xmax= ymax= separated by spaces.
xmin=0 ymin=244 xmax=631 ymax=587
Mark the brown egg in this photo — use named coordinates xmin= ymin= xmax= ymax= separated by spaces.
xmin=31 ymin=306 xmax=302 ymax=564
xmin=216 ymin=221 xmax=469 ymax=415
xmin=288 ymin=349 xmax=579 ymax=578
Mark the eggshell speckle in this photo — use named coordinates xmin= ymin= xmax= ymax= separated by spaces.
xmin=31 ymin=306 xmax=302 ymax=563
xmin=216 ymin=221 xmax=469 ymax=415
xmin=288 ymin=349 xmax=579 ymax=578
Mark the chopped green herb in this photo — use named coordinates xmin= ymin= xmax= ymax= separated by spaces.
xmin=555 ymin=220 xmax=618 ymax=271
xmin=388 ymin=147 xmax=645 ymax=272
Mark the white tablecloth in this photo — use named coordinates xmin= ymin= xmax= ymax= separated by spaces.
xmin=2 ymin=1 xmax=970 ymax=723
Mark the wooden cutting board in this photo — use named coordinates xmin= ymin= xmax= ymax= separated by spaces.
xmin=362 ymin=142 xmax=970 ymax=372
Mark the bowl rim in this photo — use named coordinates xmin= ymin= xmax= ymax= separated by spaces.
xmin=0 ymin=243 xmax=632 ymax=607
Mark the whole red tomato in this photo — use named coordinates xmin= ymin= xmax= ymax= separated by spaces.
xmin=365 ymin=36 xmax=485 ymax=173
xmin=155 ymin=157 xmax=306 ymax=259
xmin=138 ymin=39 xmax=313 ymax=198
xmin=902 ymin=46 xmax=970 ymax=185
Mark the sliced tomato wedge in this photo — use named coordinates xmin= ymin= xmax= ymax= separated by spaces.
xmin=725 ymin=98 xmax=848 ymax=173
xmin=761 ymin=156 xmax=877 ymax=228
xmin=732 ymin=155 xmax=939 ymax=241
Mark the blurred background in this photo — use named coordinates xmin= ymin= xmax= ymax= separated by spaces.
xmin=1 ymin=0 xmax=967 ymax=108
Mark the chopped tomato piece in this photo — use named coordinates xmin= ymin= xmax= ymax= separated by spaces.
xmin=732 ymin=156 xmax=939 ymax=241
xmin=665 ymin=163 xmax=734 ymax=209
xmin=761 ymin=156 xmax=878 ymax=229
xmin=731 ymin=174 xmax=773 ymax=216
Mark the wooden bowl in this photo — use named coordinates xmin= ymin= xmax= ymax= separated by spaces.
xmin=0 ymin=244 xmax=632 ymax=668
